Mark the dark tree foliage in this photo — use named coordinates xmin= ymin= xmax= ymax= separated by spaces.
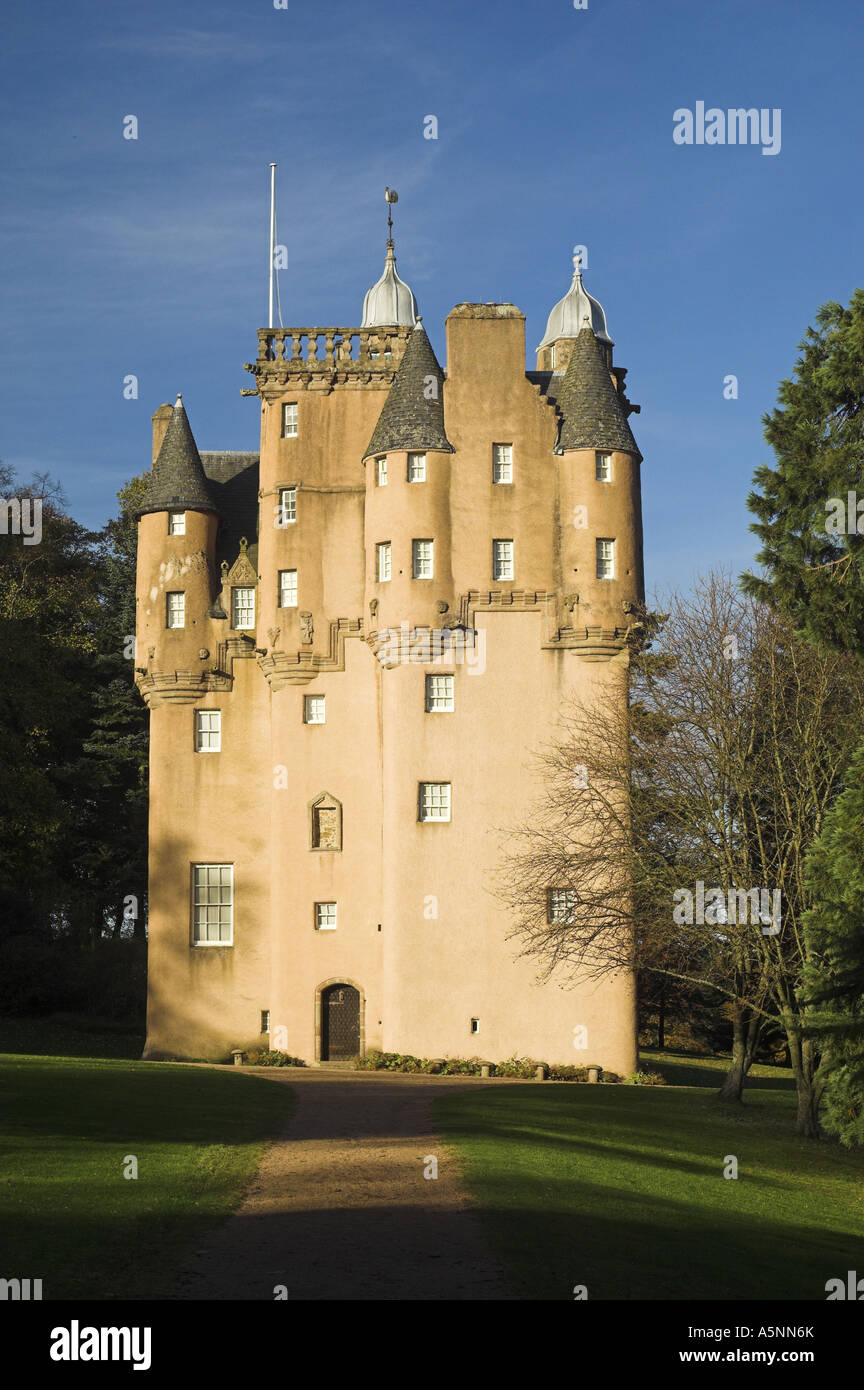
xmin=742 ymin=289 xmax=864 ymax=658
xmin=742 ymin=289 xmax=864 ymax=1142
xmin=0 ymin=468 xmax=148 ymax=1021
xmin=802 ymin=738 xmax=864 ymax=1146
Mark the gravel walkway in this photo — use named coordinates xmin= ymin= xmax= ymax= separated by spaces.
xmin=174 ymin=1068 xmax=513 ymax=1301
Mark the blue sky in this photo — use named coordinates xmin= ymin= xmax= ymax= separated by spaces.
xmin=1 ymin=0 xmax=862 ymax=595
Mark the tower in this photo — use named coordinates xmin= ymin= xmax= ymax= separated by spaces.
xmin=136 ymin=221 xmax=643 ymax=1074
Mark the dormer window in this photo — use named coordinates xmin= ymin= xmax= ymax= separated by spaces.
xmin=232 ymin=586 xmax=256 ymax=630
xmin=169 ymin=511 xmax=186 ymax=535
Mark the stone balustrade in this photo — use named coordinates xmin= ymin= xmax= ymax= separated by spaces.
xmin=255 ymin=326 xmax=412 ymax=372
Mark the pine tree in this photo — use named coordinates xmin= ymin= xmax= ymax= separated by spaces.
xmin=743 ymin=290 xmax=864 ymax=1141
xmin=801 ymin=739 xmax=864 ymax=1146
xmin=742 ymin=288 xmax=864 ymax=656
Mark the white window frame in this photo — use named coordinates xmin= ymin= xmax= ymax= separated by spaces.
xmin=376 ymin=455 xmax=388 ymax=486
xmin=425 ymin=674 xmax=454 ymax=713
xmin=492 ymin=443 xmax=513 ymax=484
xmin=278 ymin=569 xmax=298 ymax=608
xmin=278 ymin=486 xmax=297 ymax=525
xmin=412 ymin=538 xmax=434 ymax=580
xmin=377 ymin=542 xmax=392 ymax=583
xmin=407 ymin=452 xmax=426 ymax=482
xmin=492 ymin=539 xmax=514 ymax=582
xmin=304 ymin=695 xmax=326 ymax=725
xmin=282 ymin=402 xmax=298 ymax=438
xmin=166 ymin=591 xmax=185 ymax=629
xmin=192 ymin=864 xmax=233 ymax=946
xmin=595 ymin=451 xmax=612 ymax=483
xmin=232 ymin=586 xmax=256 ymax=630
xmin=194 ymin=709 xmax=221 ymax=752
xmin=169 ymin=511 xmax=186 ymax=535
xmin=419 ymin=781 xmax=451 ymax=822
xmin=596 ymin=538 xmax=615 ymax=580
xmin=315 ymin=901 xmax=337 ymax=931
xmin=548 ymin=888 xmax=576 ymax=924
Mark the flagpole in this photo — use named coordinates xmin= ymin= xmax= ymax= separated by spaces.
xmin=268 ymin=163 xmax=277 ymax=329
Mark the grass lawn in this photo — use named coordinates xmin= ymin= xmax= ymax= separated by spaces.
xmin=0 ymin=1054 xmax=292 ymax=1299
xmin=434 ymin=1052 xmax=864 ymax=1300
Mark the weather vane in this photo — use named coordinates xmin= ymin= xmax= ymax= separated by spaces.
xmin=385 ymin=186 xmax=398 ymax=246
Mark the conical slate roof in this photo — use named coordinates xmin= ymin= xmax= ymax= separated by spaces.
xmin=363 ymin=322 xmax=453 ymax=459
xmin=138 ymin=396 xmax=218 ymax=515
xmin=555 ymin=328 xmax=642 ymax=460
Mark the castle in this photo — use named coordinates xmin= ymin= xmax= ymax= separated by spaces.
xmin=134 ymin=222 xmax=644 ymax=1071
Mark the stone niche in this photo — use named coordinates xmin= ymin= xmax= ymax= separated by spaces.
xmin=310 ymin=793 xmax=342 ymax=851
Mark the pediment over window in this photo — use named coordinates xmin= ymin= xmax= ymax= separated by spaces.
xmin=222 ymin=537 xmax=258 ymax=587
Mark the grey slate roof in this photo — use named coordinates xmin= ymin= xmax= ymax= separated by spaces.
xmin=363 ymin=323 xmax=453 ymax=459
xmin=555 ymin=328 xmax=642 ymax=460
xmin=200 ymin=452 xmax=260 ymax=569
xmin=137 ymin=398 xmax=218 ymax=515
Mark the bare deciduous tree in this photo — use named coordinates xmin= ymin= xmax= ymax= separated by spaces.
xmin=499 ymin=572 xmax=864 ymax=1135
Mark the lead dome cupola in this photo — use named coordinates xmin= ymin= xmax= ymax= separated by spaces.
xmin=361 ymin=187 xmax=419 ymax=329
xmin=538 ymin=254 xmax=613 ymax=350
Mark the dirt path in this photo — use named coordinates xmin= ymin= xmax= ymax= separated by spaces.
xmin=174 ymin=1068 xmax=513 ymax=1301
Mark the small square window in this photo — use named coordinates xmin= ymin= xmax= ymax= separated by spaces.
xmin=304 ymin=695 xmax=326 ymax=725
xmin=279 ymin=569 xmax=298 ymax=608
xmin=315 ymin=901 xmax=337 ymax=931
xmin=548 ymin=889 xmax=576 ymax=924
xmin=419 ymin=782 xmax=451 ymax=822
xmin=169 ymin=511 xmax=186 ymax=535
xmin=596 ymin=538 xmax=615 ymax=580
xmin=407 ymin=452 xmax=426 ymax=482
xmin=195 ymin=709 xmax=221 ymax=752
xmin=377 ymin=542 xmax=391 ymax=583
xmin=166 ymin=592 xmax=185 ymax=629
xmin=492 ymin=539 xmax=514 ymax=581
xmin=596 ymin=452 xmax=612 ymax=482
xmin=278 ymin=487 xmax=296 ymax=525
xmin=232 ymin=586 xmax=256 ymax=629
xmin=192 ymin=864 xmax=233 ymax=945
xmin=425 ymin=674 xmax=454 ymax=712
xmin=412 ymin=539 xmax=434 ymax=579
xmin=376 ymin=456 xmax=388 ymax=486
xmin=283 ymin=402 xmax=298 ymax=438
xmin=492 ymin=443 xmax=513 ymax=484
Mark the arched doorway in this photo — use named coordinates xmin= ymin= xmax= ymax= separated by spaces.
xmin=320 ymin=983 xmax=361 ymax=1061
